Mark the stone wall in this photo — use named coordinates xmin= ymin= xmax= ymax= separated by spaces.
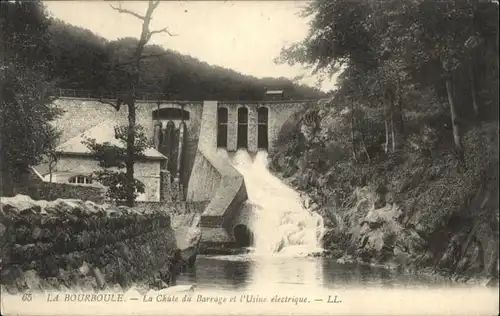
xmin=186 ymin=101 xmax=248 ymax=245
xmin=0 ymin=195 xmax=178 ymax=293
xmin=185 ymin=152 xmax=223 ymax=202
xmin=28 ymin=182 xmax=105 ymax=204
xmin=12 ymin=169 xmax=105 ymax=204
xmin=264 ymin=101 xmax=310 ymax=155
xmin=195 ymin=149 xmax=247 ymax=228
xmin=49 ymin=155 xmax=162 ymax=202
xmin=135 ymin=201 xmax=208 ymax=215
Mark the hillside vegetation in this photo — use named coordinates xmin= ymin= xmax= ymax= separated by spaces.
xmin=270 ymin=0 xmax=499 ymax=283
xmin=45 ymin=19 xmax=325 ymax=100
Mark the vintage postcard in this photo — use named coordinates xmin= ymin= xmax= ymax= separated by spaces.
xmin=0 ymin=0 xmax=499 ymax=315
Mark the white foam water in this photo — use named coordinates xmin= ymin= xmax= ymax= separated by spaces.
xmin=218 ymin=149 xmax=325 ymax=257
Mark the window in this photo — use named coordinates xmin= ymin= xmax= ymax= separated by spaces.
xmin=68 ymin=175 xmax=92 ymax=184
xmin=257 ymin=107 xmax=269 ymax=150
xmin=217 ymin=107 xmax=228 ymax=148
xmin=237 ymin=107 xmax=248 ymax=149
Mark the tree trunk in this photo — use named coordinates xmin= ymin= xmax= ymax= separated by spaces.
xmin=350 ymin=103 xmax=357 ymax=162
xmin=445 ymin=76 xmax=464 ymax=160
xmin=395 ymin=77 xmax=404 ymax=136
xmin=126 ymin=99 xmax=136 ymax=207
xmin=0 ymin=168 xmax=15 ymax=197
xmin=390 ymin=115 xmax=396 ymax=153
xmin=384 ymin=118 xmax=390 ymax=154
xmin=469 ymin=63 xmax=480 ymax=118
xmin=383 ymin=95 xmax=392 ymax=154
xmin=360 ymin=134 xmax=371 ymax=162
xmin=389 ymin=83 xmax=403 ymax=153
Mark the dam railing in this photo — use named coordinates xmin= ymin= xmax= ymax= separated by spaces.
xmin=50 ymin=89 xmax=324 ymax=103
xmin=51 ymin=88 xmax=176 ymax=101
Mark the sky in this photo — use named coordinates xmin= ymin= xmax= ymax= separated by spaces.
xmin=43 ymin=1 xmax=338 ymax=92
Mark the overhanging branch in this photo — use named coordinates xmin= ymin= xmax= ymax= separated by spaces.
xmin=110 ymin=4 xmax=146 ymax=20
xmin=147 ymin=27 xmax=179 ymax=42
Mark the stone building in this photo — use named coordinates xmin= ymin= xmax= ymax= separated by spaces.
xmin=34 ymin=120 xmax=169 ymax=202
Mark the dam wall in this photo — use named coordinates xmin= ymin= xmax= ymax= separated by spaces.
xmin=186 ymin=101 xmax=248 ymax=245
xmin=218 ymin=101 xmax=310 ymax=154
xmin=48 ymin=97 xmax=311 ymax=245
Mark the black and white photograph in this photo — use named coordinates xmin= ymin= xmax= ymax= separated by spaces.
xmin=0 ymin=1 xmax=499 ymax=315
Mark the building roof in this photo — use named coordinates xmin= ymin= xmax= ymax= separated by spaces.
xmin=55 ymin=120 xmax=167 ymax=160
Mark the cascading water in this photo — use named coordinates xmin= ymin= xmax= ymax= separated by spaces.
xmin=218 ymin=149 xmax=325 ymax=256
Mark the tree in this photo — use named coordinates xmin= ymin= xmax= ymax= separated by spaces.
xmin=277 ymin=0 xmax=499 ymax=162
xmin=82 ymin=125 xmax=149 ymax=204
xmin=0 ymin=0 xmax=61 ymax=195
xmin=99 ymin=1 xmax=177 ymax=206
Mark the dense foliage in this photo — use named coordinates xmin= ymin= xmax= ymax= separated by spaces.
xmin=45 ymin=20 xmax=325 ymax=100
xmin=273 ymin=0 xmax=498 ymax=200
xmin=0 ymin=0 xmax=62 ymax=195
xmin=82 ymin=125 xmax=149 ymax=204
xmin=270 ymin=0 xmax=498 ymax=277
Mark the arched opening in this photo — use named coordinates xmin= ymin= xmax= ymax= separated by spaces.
xmin=233 ymin=224 xmax=254 ymax=247
xmin=237 ymin=107 xmax=248 ymax=149
xmin=257 ymin=107 xmax=269 ymax=150
xmin=217 ymin=107 xmax=228 ymax=148
xmin=152 ymin=107 xmax=190 ymax=121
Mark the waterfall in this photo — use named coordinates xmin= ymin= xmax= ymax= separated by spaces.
xmin=218 ymin=149 xmax=325 ymax=256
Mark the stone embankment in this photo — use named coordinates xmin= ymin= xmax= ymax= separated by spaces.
xmin=0 ymin=195 xmax=180 ymax=294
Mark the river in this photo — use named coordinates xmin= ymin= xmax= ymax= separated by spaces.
xmin=176 ymin=254 xmax=454 ymax=291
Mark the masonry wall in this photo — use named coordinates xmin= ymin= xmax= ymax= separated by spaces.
xmin=186 ymin=100 xmax=221 ymax=203
xmin=267 ymin=102 xmax=310 ymax=154
xmin=11 ymin=169 xmax=105 ymax=204
xmin=187 ymin=101 xmax=248 ymax=245
xmin=185 ymin=152 xmax=222 ymax=202
xmin=135 ymin=200 xmax=208 ymax=215
xmin=193 ymin=149 xmax=247 ymax=228
xmin=0 ymin=195 xmax=178 ymax=293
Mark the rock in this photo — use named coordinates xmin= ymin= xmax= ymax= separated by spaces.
xmin=31 ymin=227 xmax=43 ymax=240
xmin=1 ymin=195 xmax=42 ymax=216
xmin=180 ymin=247 xmax=197 ymax=268
xmin=92 ymin=267 xmax=106 ymax=289
xmin=78 ymin=261 xmax=90 ymax=276
xmin=41 ymin=277 xmax=63 ymax=291
xmin=22 ymin=270 xmax=42 ymax=291
xmin=0 ymin=222 xmax=6 ymax=238
xmin=77 ymin=276 xmax=98 ymax=291
xmin=485 ymin=277 xmax=499 ymax=287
